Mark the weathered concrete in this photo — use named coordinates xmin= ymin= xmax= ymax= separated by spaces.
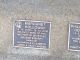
xmin=0 ymin=0 xmax=80 ymax=60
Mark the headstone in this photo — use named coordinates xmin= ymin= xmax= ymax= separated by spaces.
xmin=68 ymin=22 xmax=80 ymax=51
xmin=13 ymin=20 xmax=51 ymax=49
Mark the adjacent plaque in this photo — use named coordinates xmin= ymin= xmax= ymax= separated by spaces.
xmin=13 ymin=20 xmax=51 ymax=49
xmin=68 ymin=22 xmax=80 ymax=51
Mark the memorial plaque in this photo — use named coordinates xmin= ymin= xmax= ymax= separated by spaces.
xmin=13 ymin=20 xmax=51 ymax=49
xmin=68 ymin=23 xmax=80 ymax=51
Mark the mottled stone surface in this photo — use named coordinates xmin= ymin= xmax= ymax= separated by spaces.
xmin=0 ymin=0 xmax=80 ymax=60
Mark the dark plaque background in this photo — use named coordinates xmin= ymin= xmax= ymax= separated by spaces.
xmin=68 ymin=23 xmax=80 ymax=51
xmin=13 ymin=20 xmax=51 ymax=49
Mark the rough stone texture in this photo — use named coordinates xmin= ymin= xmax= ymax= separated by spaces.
xmin=0 ymin=0 xmax=80 ymax=60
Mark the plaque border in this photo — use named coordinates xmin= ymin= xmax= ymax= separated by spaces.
xmin=68 ymin=22 xmax=80 ymax=51
xmin=13 ymin=20 xmax=51 ymax=50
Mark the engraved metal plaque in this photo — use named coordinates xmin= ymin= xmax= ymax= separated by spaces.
xmin=13 ymin=20 xmax=51 ymax=49
xmin=68 ymin=23 xmax=80 ymax=51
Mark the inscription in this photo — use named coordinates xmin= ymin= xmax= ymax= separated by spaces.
xmin=13 ymin=20 xmax=51 ymax=49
